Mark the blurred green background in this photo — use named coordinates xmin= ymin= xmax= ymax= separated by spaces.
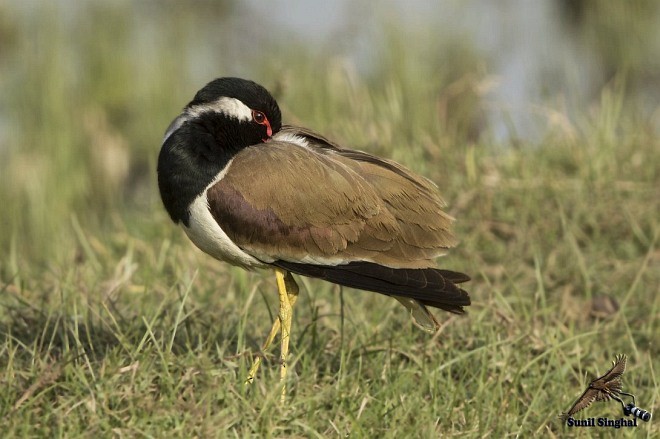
xmin=0 ymin=1 xmax=658 ymax=437
xmin=1 ymin=0 xmax=658 ymax=263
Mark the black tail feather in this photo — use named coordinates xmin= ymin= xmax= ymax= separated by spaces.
xmin=437 ymin=269 xmax=471 ymax=284
xmin=272 ymin=260 xmax=471 ymax=314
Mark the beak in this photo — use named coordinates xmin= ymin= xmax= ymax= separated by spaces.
xmin=262 ymin=121 xmax=273 ymax=142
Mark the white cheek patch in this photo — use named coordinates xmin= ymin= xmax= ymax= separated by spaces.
xmin=187 ymin=97 xmax=253 ymax=122
xmin=162 ymin=97 xmax=253 ymax=144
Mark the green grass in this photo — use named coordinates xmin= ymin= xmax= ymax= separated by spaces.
xmin=1 ymin=4 xmax=659 ymax=438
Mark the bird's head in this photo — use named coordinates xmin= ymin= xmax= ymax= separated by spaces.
xmin=163 ymin=77 xmax=282 ymax=152
xmin=158 ymin=78 xmax=282 ymax=225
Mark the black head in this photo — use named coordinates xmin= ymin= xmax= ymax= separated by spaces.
xmin=162 ymin=77 xmax=282 ymax=156
xmin=187 ymin=77 xmax=281 ymax=143
xmin=158 ymin=78 xmax=282 ymax=225
xmin=190 ymin=77 xmax=281 ymax=125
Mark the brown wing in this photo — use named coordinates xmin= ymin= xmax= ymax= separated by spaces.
xmin=208 ymin=142 xmax=395 ymax=264
xmin=279 ymin=126 xmax=458 ymax=258
xmin=590 ymin=354 xmax=626 ymax=392
xmin=208 ymin=137 xmax=456 ymax=268
xmin=281 ymin=125 xmax=445 ymax=198
xmin=560 ymin=387 xmax=600 ymax=421
xmin=207 ymin=131 xmax=469 ymax=314
xmin=328 ymin=151 xmax=457 ymax=256
xmin=603 ymin=354 xmax=627 ymax=381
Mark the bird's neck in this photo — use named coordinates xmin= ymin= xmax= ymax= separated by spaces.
xmin=157 ymin=122 xmax=237 ymax=226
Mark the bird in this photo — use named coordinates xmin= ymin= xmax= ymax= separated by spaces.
xmin=560 ymin=354 xmax=630 ymax=422
xmin=157 ymin=77 xmax=471 ymax=401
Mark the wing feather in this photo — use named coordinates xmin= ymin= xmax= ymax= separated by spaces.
xmin=208 ymin=132 xmax=459 ymax=267
xmin=599 ymin=354 xmax=627 ymax=383
xmin=560 ymin=388 xmax=599 ymax=421
xmin=281 ymin=126 xmax=457 ymax=252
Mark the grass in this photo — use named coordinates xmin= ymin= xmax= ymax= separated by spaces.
xmin=1 ymin=3 xmax=659 ymax=438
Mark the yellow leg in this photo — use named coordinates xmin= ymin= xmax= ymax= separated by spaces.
xmin=276 ymin=269 xmax=298 ymax=402
xmin=244 ymin=270 xmax=299 ymax=392
xmin=245 ymin=318 xmax=280 ymax=385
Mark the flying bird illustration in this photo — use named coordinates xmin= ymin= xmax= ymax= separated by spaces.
xmin=560 ymin=354 xmax=628 ymax=422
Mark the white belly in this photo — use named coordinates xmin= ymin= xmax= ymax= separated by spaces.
xmin=182 ymin=163 xmax=266 ymax=269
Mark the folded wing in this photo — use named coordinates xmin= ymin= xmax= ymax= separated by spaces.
xmin=206 ymin=129 xmax=470 ymax=318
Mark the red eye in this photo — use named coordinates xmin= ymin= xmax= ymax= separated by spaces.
xmin=251 ymin=109 xmax=273 ymax=139
xmin=252 ymin=110 xmax=266 ymax=124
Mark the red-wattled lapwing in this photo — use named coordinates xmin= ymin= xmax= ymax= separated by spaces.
xmin=157 ymin=77 xmax=470 ymax=401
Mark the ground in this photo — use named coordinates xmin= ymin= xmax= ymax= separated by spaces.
xmin=0 ymin=6 xmax=658 ymax=436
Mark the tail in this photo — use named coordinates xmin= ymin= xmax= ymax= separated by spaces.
xmin=271 ymin=260 xmax=471 ymax=314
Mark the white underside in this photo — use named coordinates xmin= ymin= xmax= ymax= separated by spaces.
xmin=246 ymin=249 xmax=348 ymax=267
xmin=182 ymin=159 xmax=266 ymax=269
